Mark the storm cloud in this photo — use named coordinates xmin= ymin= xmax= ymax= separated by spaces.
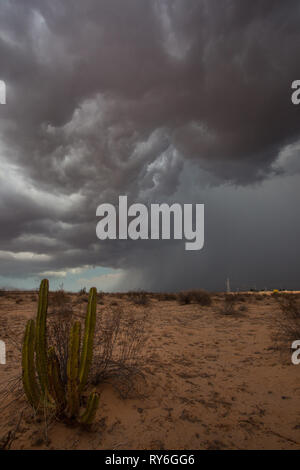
xmin=0 ymin=0 xmax=300 ymax=291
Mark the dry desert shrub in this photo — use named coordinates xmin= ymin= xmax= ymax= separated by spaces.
xmin=128 ymin=291 xmax=150 ymax=306
xmin=0 ymin=316 xmax=25 ymax=442
xmin=50 ymin=297 xmax=73 ymax=317
xmin=178 ymin=289 xmax=212 ymax=306
xmin=47 ymin=310 xmax=74 ymax=385
xmin=220 ymin=296 xmax=236 ymax=315
xmin=224 ymin=293 xmax=238 ymax=302
xmin=110 ymin=292 xmax=127 ymax=299
xmin=255 ymin=294 xmax=264 ymax=301
xmin=233 ymin=294 xmax=247 ymax=302
xmin=193 ymin=290 xmax=212 ymax=306
xmin=177 ymin=291 xmax=192 ymax=304
xmin=90 ymin=306 xmax=148 ymax=397
xmin=0 ymin=412 xmax=23 ymax=450
xmin=47 ymin=296 xmax=148 ymax=398
xmin=156 ymin=292 xmax=177 ymax=301
xmin=97 ymin=291 xmax=104 ymax=301
xmin=226 ymin=293 xmax=253 ymax=303
xmin=274 ymin=294 xmax=300 ymax=342
xmin=216 ymin=294 xmax=245 ymax=316
xmin=232 ymin=293 xmax=264 ymax=303
xmin=50 ymin=285 xmax=70 ymax=309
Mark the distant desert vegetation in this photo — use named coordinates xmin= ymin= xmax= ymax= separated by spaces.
xmin=0 ymin=286 xmax=299 ymax=450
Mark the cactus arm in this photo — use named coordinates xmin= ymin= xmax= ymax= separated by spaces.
xmin=35 ymin=279 xmax=49 ymax=394
xmin=79 ymin=287 xmax=97 ymax=390
xmin=22 ymin=320 xmax=41 ymax=409
xmin=66 ymin=321 xmax=81 ymax=418
xmin=79 ymin=392 xmax=99 ymax=425
xmin=47 ymin=347 xmax=66 ymax=412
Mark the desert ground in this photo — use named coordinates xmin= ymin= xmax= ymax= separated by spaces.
xmin=0 ymin=289 xmax=299 ymax=450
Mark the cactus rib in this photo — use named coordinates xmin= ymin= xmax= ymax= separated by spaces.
xmin=67 ymin=321 xmax=81 ymax=418
xmin=79 ymin=392 xmax=100 ymax=425
xmin=22 ymin=320 xmax=41 ymax=409
xmin=47 ymin=347 xmax=66 ymax=412
xmin=79 ymin=287 xmax=97 ymax=390
xmin=35 ymin=279 xmax=49 ymax=394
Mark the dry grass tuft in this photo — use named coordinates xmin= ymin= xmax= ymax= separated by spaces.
xmin=178 ymin=290 xmax=212 ymax=306
xmin=216 ymin=294 xmax=244 ymax=316
xmin=50 ymin=285 xmax=70 ymax=309
xmin=128 ymin=291 xmax=150 ymax=306
xmin=47 ymin=295 xmax=148 ymax=398
xmin=91 ymin=306 xmax=148 ymax=397
xmin=274 ymin=294 xmax=300 ymax=342
xmin=156 ymin=293 xmax=177 ymax=301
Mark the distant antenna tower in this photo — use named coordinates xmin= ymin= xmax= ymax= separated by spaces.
xmin=226 ymin=277 xmax=231 ymax=293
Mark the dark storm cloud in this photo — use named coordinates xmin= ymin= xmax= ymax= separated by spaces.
xmin=0 ymin=0 xmax=300 ymax=288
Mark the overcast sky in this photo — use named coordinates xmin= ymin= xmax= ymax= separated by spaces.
xmin=0 ymin=0 xmax=300 ymax=292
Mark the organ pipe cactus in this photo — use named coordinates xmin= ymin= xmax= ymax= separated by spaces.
xmin=35 ymin=279 xmax=49 ymax=395
xmin=47 ymin=347 xmax=66 ymax=413
xmin=67 ymin=321 xmax=81 ymax=418
xmin=21 ymin=280 xmax=100 ymax=425
xmin=22 ymin=319 xmax=41 ymax=410
xmin=79 ymin=392 xmax=100 ymax=425
xmin=79 ymin=287 xmax=97 ymax=391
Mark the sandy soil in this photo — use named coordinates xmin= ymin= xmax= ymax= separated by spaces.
xmin=0 ymin=291 xmax=299 ymax=450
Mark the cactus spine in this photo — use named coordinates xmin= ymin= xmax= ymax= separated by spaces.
xmin=79 ymin=287 xmax=97 ymax=391
xmin=35 ymin=279 xmax=49 ymax=394
xmin=67 ymin=321 xmax=81 ymax=418
xmin=79 ymin=392 xmax=100 ymax=425
xmin=21 ymin=281 xmax=99 ymax=425
xmin=22 ymin=319 xmax=41 ymax=409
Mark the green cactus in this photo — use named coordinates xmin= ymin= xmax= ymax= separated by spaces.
xmin=35 ymin=279 xmax=49 ymax=394
xmin=79 ymin=287 xmax=97 ymax=391
xmin=79 ymin=392 xmax=100 ymax=425
xmin=22 ymin=319 xmax=41 ymax=409
xmin=21 ymin=280 xmax=100 ymax=425
xmin=47 ymin=347 xmax=66 ymax=412
xmin=67 ymin=321 xmax=81 ymax=418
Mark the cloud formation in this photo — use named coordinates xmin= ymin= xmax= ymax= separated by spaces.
xmin=0 ymin=0 xmax=300 ymax=290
